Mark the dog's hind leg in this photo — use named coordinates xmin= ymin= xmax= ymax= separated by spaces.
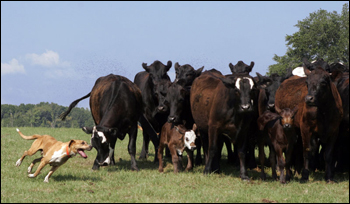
xmin=28 ymin=157 xmax=43 ymax=173
xmin=16 ymin=140 xmax=41 ymax=167
xmin=44 ymin=166 xmax=59 ymax=183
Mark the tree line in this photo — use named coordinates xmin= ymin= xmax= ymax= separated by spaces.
xmin=1 ymin=102 xmax=94 ymax=128
xmin=268 ymin=3 xmax=349 ymax=75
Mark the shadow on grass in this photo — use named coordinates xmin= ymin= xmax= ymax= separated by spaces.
xmin=52 ymin=174 xmax=102 ymax=182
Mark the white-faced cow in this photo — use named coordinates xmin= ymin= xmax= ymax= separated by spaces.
xmin=190 ymin=64 xmax=259 ymax=180
xmin=60 ymin=74 xmax=142 ymax=170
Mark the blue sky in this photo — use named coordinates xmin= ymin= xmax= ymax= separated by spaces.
xmin=1 ymin=1 xmax=347 ymax=109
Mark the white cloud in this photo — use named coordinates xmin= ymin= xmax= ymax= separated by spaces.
xmin=1 ymin=58 xmax=25 ymax=75
xmin=25 ymin=50 xmax=70 ymax=67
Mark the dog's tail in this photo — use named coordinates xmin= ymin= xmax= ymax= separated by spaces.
xmin=16 ymin=128 xmax=41 ymax=140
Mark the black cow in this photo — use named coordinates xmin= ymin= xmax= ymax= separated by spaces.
xmin=190 ymin=67 xmax=259 ymax=179
xmin=174 ymin=62 xmax=204 ymax=86
xmin=60 ymin=74 xmax=142 ymax=170
xmin=134 ymin=60 xmax=172 ymax=162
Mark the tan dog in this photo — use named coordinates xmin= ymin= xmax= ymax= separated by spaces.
xmin=15 ymin=128 xmax=92 ymax=183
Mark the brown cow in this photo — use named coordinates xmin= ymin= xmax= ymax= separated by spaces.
xmin=158 ymin=122 xmax=197 ymax=173
xmin=191 ymin=67 xmax=259 ymax=180
xmin=257 ymin=106 xmax=298 ymax=183
xmin=275 ymin=59 xmax=343 ymax=182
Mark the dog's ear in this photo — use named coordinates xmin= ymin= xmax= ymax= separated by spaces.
xmin=68 ymin=140 xmax=75 ymax=147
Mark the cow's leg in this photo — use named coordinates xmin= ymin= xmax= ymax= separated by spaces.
xmin=237 ymin=138 xmax=249 ymax=180
xmin=170 ymin=145 xmax=180 ymax=173
xmin=258 ymin=138 xmax=266 ymax=180
xmin=274 ymin=145 xmax=286 ymax=183
xmin=224 ymin=137 xmax=235 ymax=164
xmin=185 ymin=149 xmax=194 ymax=171
xmin=158 ymin=142 xmax=165 ymax=173
xmin=269 ymin=145 xmax=277 ymax=181
xmin=139 ymin=116 xmax=150 ymax=160
xmin=204 ymin=126 xmax=219 ymax=174
xmin=300 ymin=130 xmax=311 ymax=182
xmin=324 ymin=136 xmax=337 ymax=182
xmin=195 ymin=134 xmax=202 ymax=165
xmin=108 ymin=136 xmax=117 ymax=166
xmin=128 ymin=124 xmax=139 ymax=171
xmin=284 ymin=144 xmax=294 ymax=182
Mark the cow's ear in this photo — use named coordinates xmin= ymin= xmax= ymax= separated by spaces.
xmin=196 ymin=66 xmax=204 ymax=77
xmin=330 ymin=70 xmax=343 ymax=83
xmin=82 ymin=127 xmax=93 ymax=134
xmin=247 ymin=61 xmax=254 ymax=73
xmin=192 ymin=123 xmax=197 ymax=132
xmin=220 ymin=77 xmax=235 ymax=89
xmin=142 ymin=63 xmax=150 ymax=72
xmin=229 ymin=63 xmax=235 ymax=73
xmin=303 ymin=63 xmax=312 ymax=76
xmin=166 ymin=60 xmax=172 ymax=71
xmin=175 ymin=62 xmax=180 ymax=71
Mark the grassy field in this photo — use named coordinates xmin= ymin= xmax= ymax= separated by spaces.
xmin=1 ymin=127 xmax=348 ymax=203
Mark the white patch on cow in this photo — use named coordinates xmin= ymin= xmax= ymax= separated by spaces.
xmin=184 ymin=130 xmax=196 ymax=150
xmin=177 ymin=149 xmax=183 ymax=156
xmin=92 ymin=126 xmax=107 ymax=143
xmin=292 ymin=67 xmax=306 ymax=77
xmin=49 ymin=146 xmax=66 ymax=163
xmin=103 ymin=156 xmax=110 ymax=165
xmin=235 ymin=77 xmax=254 ymax=90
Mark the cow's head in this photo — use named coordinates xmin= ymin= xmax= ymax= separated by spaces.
xmin=82 ymin=126 xmax=119 ymax=167
xmin=166 ymin=83 xmax=190 ymax=124
xmin=153 ymin=79 xmax=171 ymax=115
xmin=275 ymin=106 xmax=298 ymax=129
xmin=303 ymin=60 xmax=332 ymax=106
xmin=221 ymin=74 xmax=259 ymax=113
xmin=229 ymin=61 xmax=254 ymax=74
xmin=257 ymin=72 xmax=284 ymax=111
xmin=174 ymin=62 xmax=204 ymax=86
xmin=175 ymin=123 xmax=197 ymax=152
xmin=142 ymin=60 xmax=172 ymax=83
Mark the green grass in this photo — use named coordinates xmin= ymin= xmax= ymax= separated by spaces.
xmin=1 ymin=127 xmax=349 ymax=203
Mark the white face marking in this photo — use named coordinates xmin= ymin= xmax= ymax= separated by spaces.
xmin=184 ymin=130 xmax=196 ymax=150
xmin=235 ymin=77 xmax=254 ymax=90
xmin=92 ymin=126 xmax=107 ymax=143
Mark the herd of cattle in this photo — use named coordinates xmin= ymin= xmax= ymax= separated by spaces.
xmin=59 ymin=58 xmax=349 ymax=183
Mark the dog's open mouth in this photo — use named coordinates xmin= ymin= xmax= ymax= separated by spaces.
xmin=78 ymin=149 xmax=88 ymax=158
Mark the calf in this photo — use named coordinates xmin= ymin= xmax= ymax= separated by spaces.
xmin=158 ymin=122 xmax=197 ymax=173
xmin=257 ymin=106 xmax=298 ymax=183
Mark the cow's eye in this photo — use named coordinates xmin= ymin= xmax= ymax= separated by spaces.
xmin=186 ymin=138 xmax=189 ymax=142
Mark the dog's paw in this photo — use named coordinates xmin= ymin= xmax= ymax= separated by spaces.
xmin=27 ymin=166 xmax=32 ymax=173
xmin=28 ymin=174 xmax=35 ymax=178
xmin=16 ymin=159 xmax=22 ymax=166
xmin=44 ymin=176 xmax=49 ymax=183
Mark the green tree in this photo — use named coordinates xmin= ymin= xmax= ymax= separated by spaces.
xmin=268 ymin=3 xmax=349 ymax=75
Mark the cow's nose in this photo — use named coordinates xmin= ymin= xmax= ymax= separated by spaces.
xmin=241 ymin=104 xmax=250 ymax=110
xmin=158 ymin=106 xmax=165 ymax=112
xmin=268 ymin=103 xmax=275 ymax=109
xmin=168 ymin=116 xmax=175 ymax=123
xmin=305 ymin=95 xmax=314 ymax=103
xmin=190 ymin=146 xmax=197 ymax=151
xmin=283 ymin=124 xmax=292 ymax=129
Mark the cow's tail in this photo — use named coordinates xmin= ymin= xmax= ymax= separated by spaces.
xmin=16 ymin=128 xmax=41 ymax=140
xmin=59 ymin=92 xmax=91 ymax=120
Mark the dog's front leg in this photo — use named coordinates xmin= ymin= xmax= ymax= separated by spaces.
xmin=44 ymin=166 xmax=59 ymax=183
xmin=28 ymin=157 xmax=43 ymax=173
xmin=28 ymin=160 xmax=47 ymax=178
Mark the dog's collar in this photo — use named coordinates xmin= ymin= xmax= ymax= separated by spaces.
xmin=66 ymin=145 xmax=71 ymax=158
